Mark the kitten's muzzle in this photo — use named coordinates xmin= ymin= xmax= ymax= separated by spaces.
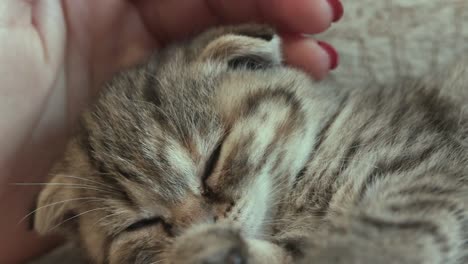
xmin=172 ymin=197 xmax=235 ymax=234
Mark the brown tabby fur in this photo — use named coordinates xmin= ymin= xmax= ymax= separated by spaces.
xmin=33 ymin=25 xmax=468 ymax=263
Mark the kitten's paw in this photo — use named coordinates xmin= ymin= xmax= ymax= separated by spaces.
xmin=169 ymin=224 xmax=248 ymax=264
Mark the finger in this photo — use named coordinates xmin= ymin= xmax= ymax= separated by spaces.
xmin=64 ymin=0 xmax=155 ymax=86
xmin=211 ymin=0 xmax=338 ymax=34
xmin=88 ymin=0 xmax=155 ymax=82
xmin=132 ymin=0 xmax=341 ymax=43
xmin=130 ymin=0 xmax=220 ymax=44
xmin=131 ymin=0 xmax=340 ymax=79
xmin=0 ymin=0 xmax=67 ymax=158
xmin=282 ymin=35 xmax=339 ymax=80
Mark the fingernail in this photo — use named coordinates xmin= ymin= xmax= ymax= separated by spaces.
xmin=327 ymin=0 xmax=344 ymax=22
xmin=317 ymin=41 xmax=339 ymax=70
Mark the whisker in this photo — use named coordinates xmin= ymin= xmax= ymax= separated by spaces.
xmin=51 ymin=174 xmax=120 ymax=191
xmin=129 ymin=99 xmax=158 ymax=108
xmin=95 ymin=210 xmax=127 ymax=226
xmin=149 ymin=258 xmax=168 ymax=264
xmin=17 ymin=197 xmax=105 ymax=225
xmin=48 ymin=207 xmax=108 ymax=232
xmin=142 ymin=249 xmax=166 ymax=255
xmin=11 ymin=183 xmax=114 ymax=194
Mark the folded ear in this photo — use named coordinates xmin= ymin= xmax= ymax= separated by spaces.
xmin=34 ymin=166 xmax=77 ymax=236
xmin=198 ymin=24 xmax=282 ymax=70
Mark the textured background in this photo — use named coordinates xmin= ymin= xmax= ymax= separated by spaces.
xmin=30 ymin=0 xmax=468 ymax=263
xmin=320 ymin=0 xmax=468 ymax=87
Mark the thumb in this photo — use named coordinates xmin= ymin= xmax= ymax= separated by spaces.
xmin=0 ymin=2 xmax=67 ymax=263
xmin=0 ymin=0 xmax=66 ymax=162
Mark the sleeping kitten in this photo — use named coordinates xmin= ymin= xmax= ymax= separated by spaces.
xmin=33 ymin=25 xmax=468 ymax=264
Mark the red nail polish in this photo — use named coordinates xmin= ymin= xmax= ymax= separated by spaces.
xmin=318 ymin=41 xmax=339 ymax=70
xmin=327 ymin=0 xmax=344 ymax=22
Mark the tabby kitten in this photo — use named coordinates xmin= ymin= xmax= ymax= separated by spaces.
xmin=33 ymin=25 xmax=468 ymax=264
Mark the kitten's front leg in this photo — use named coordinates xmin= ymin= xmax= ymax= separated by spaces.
xmin=168 ymin=223 xmax=290 ymax=264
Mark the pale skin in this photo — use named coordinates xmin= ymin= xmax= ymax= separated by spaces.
xmin=0 ymin=0 xmax=341 ymax=263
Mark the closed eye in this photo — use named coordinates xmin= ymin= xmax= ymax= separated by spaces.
xmin=228 ymin=55 xmax=272 ymax=70
xmin=201 ymin=142 xmax=223 ymax=197
xmin=125 ymin=217 xmax=163 ymax=232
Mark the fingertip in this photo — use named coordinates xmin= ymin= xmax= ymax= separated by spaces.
xmin=260 ymin=0 xmax=333 ymax=34
xmin=327 ymin=0 xmax=344 ymax=23
xmin=317 ymin=40 xmax=339 ymax=70
xmin=282 ymin=36 xmax=335 ymax=80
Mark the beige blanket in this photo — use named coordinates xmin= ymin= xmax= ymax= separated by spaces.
xmin=321 ymin=0 xmax=467 ymax=87
xmin=30 ymin=0 xmax=468 ymax=263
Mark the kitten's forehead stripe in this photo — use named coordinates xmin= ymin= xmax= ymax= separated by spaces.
xmin=244 ymin=88 xmax=301 ymax=117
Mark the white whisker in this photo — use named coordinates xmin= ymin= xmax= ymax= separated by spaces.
xmin=149 ymin=258 xmax=168 ymax=264
xmin=17 ymin=197 xmax=105 ymax=225
xmin=51 ymin=174 xmax=120 ymax=191
xmin=95 ymin=210 xmax=127 ymax=226
xmin=11 ymin=183 xmax=113 ymax=194
xmin=48 ymin=207 xmax=108 ymax=232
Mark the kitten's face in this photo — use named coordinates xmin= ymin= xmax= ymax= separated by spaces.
xmin=34 ymin=25 xmax=317 ymax=263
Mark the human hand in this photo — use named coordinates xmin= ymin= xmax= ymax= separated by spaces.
xmin=0 ymin=0 xmax=342 ymax=263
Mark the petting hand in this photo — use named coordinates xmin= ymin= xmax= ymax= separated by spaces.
xmin=0 ymin=0 xmax=342 ymax=263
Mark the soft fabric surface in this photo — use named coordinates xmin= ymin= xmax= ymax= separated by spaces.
xmin=29 ymin=1 xmax=468 ymax=263
xmin=320 ymin=0 xmax=468 ymax=87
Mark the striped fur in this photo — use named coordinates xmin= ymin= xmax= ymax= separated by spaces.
xmin=34 ymin=25 xmax=468 ymax=264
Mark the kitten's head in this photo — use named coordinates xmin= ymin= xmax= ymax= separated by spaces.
xmin=34 ymin=25 xmax=316 ymax=263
